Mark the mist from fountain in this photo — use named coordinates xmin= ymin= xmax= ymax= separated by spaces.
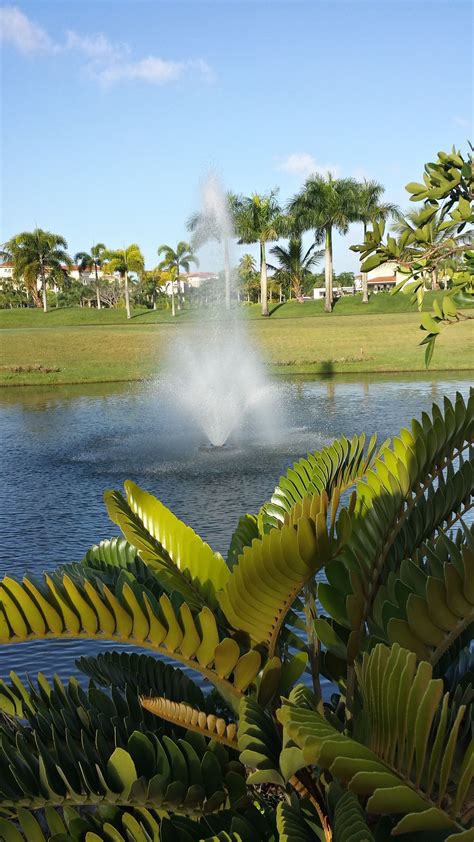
xmin=162 ymin=173 xmax=279 ymax=448
xmin=189 ymin=172 xmax=233 ymax=310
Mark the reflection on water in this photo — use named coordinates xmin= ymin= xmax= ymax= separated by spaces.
xmin=0 ymin=373 xmax=471 ymax=683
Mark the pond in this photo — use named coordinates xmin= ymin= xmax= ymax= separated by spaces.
xmin=0 ymin=373 xmax=471 ymax=685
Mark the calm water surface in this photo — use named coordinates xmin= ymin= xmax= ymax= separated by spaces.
xmin=0 ymin=374 xmax=471 ymax=684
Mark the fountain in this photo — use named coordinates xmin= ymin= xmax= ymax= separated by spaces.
xmin=170 ymin=328 xmax=274 ymax=447
xmin=188 ymin=172 xmax=233 ymax=311
xmin=162 ymin=174 xmax=278 ymax=448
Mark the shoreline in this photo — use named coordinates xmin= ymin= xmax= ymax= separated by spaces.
xmin=1 ymin=364 xmax=473 ymax=389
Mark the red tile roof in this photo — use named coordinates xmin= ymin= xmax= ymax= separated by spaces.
xmin=367 ymin=276 xmax=396 ymax=284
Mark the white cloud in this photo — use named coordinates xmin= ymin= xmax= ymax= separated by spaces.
xmin=64 ymin=30 xmax=126 ymax=61
xmin=0 ymin=5 xmax=53 ymax=53
xmin=277 ymin=153 xmax=341 ymax=179
xmin=277 ymin=154 xmax=374 ymax=182
xmin=94 ymin=55 xmax=213 ymax=87
xmin=1 ymin=5 xmax=214 ymax=87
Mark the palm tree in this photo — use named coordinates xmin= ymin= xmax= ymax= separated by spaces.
xmin=74 ymin=244 xmax=107 ymax=309
xmin=267 ymin=237 xmax=323 ymax=302
xmin=237 ymin=253 xmax=258 ymax=302
xmin=231 ymin=191 xmax=284 ymax=316
xmin=355 ymin=181 xmax=398 ymax=303
xmin=2 ymin=229 xmax=71 ymax=312
xmin=288 ymin=174 xmax=360 ymax=312
xmin=157 ymin=241 xmax=198 ymax=317
xmin=140 ymin=268 xmax=165 ymax=310
xmin=104 ymin=245 xmax=144 ymax=319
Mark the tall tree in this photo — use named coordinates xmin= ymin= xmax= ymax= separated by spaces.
xmin=74 ymin=243 xmax=107 ymax=309
xmin=354 ymin=180 xmax=398 ymax=303
xmin=139 ymin=268 xmax=166 ymax=310
xmin=267 ymin=237 xmax=323 ymax=302
xmin=237 ymin=253 xmax=258 ymax=302
xmin=104 ymin=245 xmax=144 ymax=319
xmin=157 ymin=241 xmax=198 ymax=317
xmin=288 ymin=174 xmax=359 ymax=312
xmin=231 ymin=191 xmax=283 ymax=316
xmin=2 ymin=228 xmax=71 ymax=312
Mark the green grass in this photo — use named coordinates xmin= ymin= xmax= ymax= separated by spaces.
xmin=0 ymin=293 xmax=470 ymax=330
xmin=0 ymin=296 xmax=472 ymax=386
xmin=0 ymin=291 xmax=467 ymax=329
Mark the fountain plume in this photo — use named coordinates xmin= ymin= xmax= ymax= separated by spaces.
xmin=164 ymin=173 xmax=277 ymax=448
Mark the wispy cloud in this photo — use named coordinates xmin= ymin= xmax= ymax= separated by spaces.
xmin=64 ymin=29 xmax=126 ymax=62
xmin=277 ymin=153 xmax=341 ymax=179
xmin=0 ymin=5 xmax=213 ymax=87
xmin=276 ymin=153 xmax=373 ymax=182
xmin=0 ymin=5 xmax=53 ymax=53
xmin=94 ymin=56 xmax=214 ymax=87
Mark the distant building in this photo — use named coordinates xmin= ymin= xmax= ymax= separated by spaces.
xmin=313 ymin=263 xmax=398 ymax=299
xmin=313 ymin=285 xmax=355 ymax=300
xmin=161 ymin=271 xmax=219 ymax=296
xmin=353 ymin=260 xmax=400 ymax=293
xmin=69 ymin=265 xmax=105 ymax=283
xmin=181 ymin=272 xmax=219 ymax=290
xmin=0 ymin=261 xmax=105 ymax=293
xmin=0 ymin=262 xmax=14 ymax=282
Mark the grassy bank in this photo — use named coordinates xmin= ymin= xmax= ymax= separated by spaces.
xmin=0 ymin=291 xmax=464 ymax=330
xmin=0 ymin=298 xmax=472 ymax=386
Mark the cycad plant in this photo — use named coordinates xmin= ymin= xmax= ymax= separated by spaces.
xmin=0 ymin=392 xmax=472 ymax=841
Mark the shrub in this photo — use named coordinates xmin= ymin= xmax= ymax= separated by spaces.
xmin=0 ymin=391 xmax=472 ymax=840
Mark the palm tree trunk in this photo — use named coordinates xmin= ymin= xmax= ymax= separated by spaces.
xmin=431 ymin=269 xmax=439 ymax=290
xmin=260 ymin=241 xmax=269 ymax=316
xmin=324 ymin=226 xmax=333 ymax=313
xmin=224 ymin=238 xmax=231 ymax=310
xmin=362 ymin=223 xmax=369 ymax=304
xmin=362 ymin=272 xmax=369 ymax=303
xmin=41 ymin=265 xmax=48 ymax=313
xmin=176 ymin=266 xmax=181 ymax=311
xmin=171 ymin=280 xmax=176 ymax=317
xmin=95 ymin=264 xmax=101 ymax=310
xmin=124 ymin=272 xmax=131 ymax=319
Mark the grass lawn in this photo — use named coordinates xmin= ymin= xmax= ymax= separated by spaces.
xmin=0 ymin=290 xmax=466 ymax=329
xmin=0 ymin=295 xmax=472 ymax=386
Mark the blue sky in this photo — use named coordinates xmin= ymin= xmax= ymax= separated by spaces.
xmin=1 ymin=0 xmax=472 ymax=272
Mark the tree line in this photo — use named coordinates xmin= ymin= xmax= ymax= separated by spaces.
xmin=1 ymin=146 xmax=471 ymax=326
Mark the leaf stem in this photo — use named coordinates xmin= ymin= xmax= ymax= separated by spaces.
xmin=304 ymin=580 xmax=321 ymax=701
